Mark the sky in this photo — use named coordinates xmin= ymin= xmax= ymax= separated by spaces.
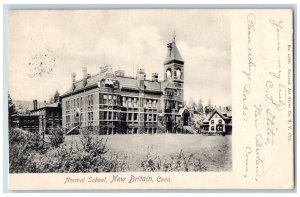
xmin=8 ymin=9 xmax=231 ymax=107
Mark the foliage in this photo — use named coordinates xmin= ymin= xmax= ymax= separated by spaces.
xmin=41 ymin=134 xmax=128 ymax=173
xmin=9 ymin=128 xmax=128 ymax=173
xmin=48 ymin=127 xmax=65 ymax=147
xmin=9 ymin=128 xmax=42 ymax=173
xmin=8 ymin=94 xmax=17 ymax=127
xmin=141 ymin=146 xmax=207 ymax=172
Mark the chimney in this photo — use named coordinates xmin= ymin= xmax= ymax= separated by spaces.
xmin=100 ymin=65 xmax=112 ymax=73
xmin=82 ymin=67 xmax=87 ymax=87
xmin=136 ymin=68 xmax=145 ymax=89
xmin=136 ymin=68 xmax=146 ymax=80
xmin=33 ymin=100 xmax=37 ymax=110
xmin=152 ymin=73 xmax=158 ymax=82
xmin=71 ymin=72 xmax=76 ymax=90
xmin=115 ymin=70 xmax=125 ymax=77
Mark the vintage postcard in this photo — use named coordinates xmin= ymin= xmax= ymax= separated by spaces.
xmin=7 ymin=9 xmax=294 ymax=190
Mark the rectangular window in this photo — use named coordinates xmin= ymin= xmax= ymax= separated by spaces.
xmin=211 ymin=120 xmax=214 ymax=124
xmin=148 ymin=114 xmax=152 ymax=121
xmin=211 ymin=126 xmax=214 ymax=131
xmin=153 ymin=114 xmax=157 ymax=121
xmin=66 ymin=116 xmax=70 ymax=123
xmin=133 ymin=98 xmax=138 ymax=108
xmin=148 ymin=100 xmax=152 ymax=108
xmin=122 ymin=97 xmax=126 ymax=107
xmin=128 ymin=98 xmax=132 ymax=107
xmin=144 ymin=99 xmax=147 ymax=107
xmin=88 ymin=112 xmax=93 ymax=121
xmin=104 ymin=95 xmax=108 ymax=104
xmin=114 ymin=112 xmax=117 ymax=120
xmin=153 ymin=100 xmax=156 ymax=108
xmin=104 ymin=111 xmax=107 ymax=120
xmin=108 ymin=112 xmax=112 ymax=120
xmin=128 ymin=113 xmax=132 ymax=121
xmin=113 ymin=96 xmax=117 ymax=105
xmin=144 ymin=114 xmax=147 ymax=121
xmin=108 ymin=95 xmax=112 ymax=104
xmin=90 ymin=95 xmax=93 ymax=105
xmin=134 ymin=113 xmax=138 ymax=121
xmin=87 ymin=95 xmax=93 ymax=106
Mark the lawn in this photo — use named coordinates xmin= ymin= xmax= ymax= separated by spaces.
xmin=62 ymin=134 xmax=232 ymax=172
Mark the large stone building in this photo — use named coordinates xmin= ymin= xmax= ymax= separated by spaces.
xmin=61 ymin=37 xmax=191 ymax=135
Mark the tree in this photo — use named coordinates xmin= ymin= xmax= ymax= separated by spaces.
xmin=8 ymin=94 xmax=17 ymax=128
xmin=49 ymin=94 xmax=54 ymax=104
xmin=54 ymin=90 xmax=60 ymax=103
xmin=188 ymin=97 xmax=194 ymax=108
xmin=197 ymin=99 xmax=203 ymax=114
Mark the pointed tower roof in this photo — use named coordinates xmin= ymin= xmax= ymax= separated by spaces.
xmin=164 ymin=33 xmax=184 ymax=65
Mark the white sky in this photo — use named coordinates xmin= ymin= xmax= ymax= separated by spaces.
xmin=8 ymin=9 xmax=231 ymax=106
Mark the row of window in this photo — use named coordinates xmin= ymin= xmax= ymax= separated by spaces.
xmin=144 ymin=114 xmax=157 ymax=122
xmin=211 ymin=119 xmax=223 ymax=124
xmin=66 ymin=113 xmax=157 ymax=122
xmin=165 ymin=100 xmax=179 ymax=109
xmin=122 ymin=97 xmax=158 ymax=108
xmin=165 ymin=89 xmax=182 ymax=97
xmin=102 ymin=111 xmax=118 ymax=120
xmin=103 ymin=94 xmax=118 ymax=105
xmin=211 ymin=125 xmax=223 ymax=131
xmin=66 ymin=95 xmax=160 ymax=110
xmin=65 ymin=95 xmax=93 ymax=110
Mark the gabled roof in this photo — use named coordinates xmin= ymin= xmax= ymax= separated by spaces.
xmin=160 ymin=81 xmax=177 ymax=91
xmin=164 ymin=39 xmax=184 ymax=65
xmin=61 ymin=72 xmax=163 ymax=98
xmin=177 ymin=105 xmax=190 ymax=116
xmin=203 ymin=110 xmax=231 ymax=123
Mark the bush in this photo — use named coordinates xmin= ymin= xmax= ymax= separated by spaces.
xmin=48 ymin=127 xmax=65 ymax=147
xmin=9 ymin=128 xmax=39 ymax=173
xmin=40 ymin=133 xmax=128 ymax=173
xmin=141 ymin=146 xmax=207 ymax=172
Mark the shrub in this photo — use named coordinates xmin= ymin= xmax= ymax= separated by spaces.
xmin=141 ymin=146 xmax=207 ymax=172
xmin=48 ymin=127 xmax=65 ymax=147
xmin=40 ymin=134 xmax=128 ymax=173
xmin=9 ymin=128 xmax=39 ymax=173
xmin=79 ymin=134 xmax=109 ymax=157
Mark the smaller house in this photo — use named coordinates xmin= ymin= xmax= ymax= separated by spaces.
xmin=11 ymin=114 xmax=39 ymax=132
xmin=201 ymin=110 xmax=232 ymax=135
xmin=30 ymin=100 xmax=62 ymax=134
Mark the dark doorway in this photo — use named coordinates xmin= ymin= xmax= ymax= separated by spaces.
xmin=183 ymin=110 xmax=190 ymax=126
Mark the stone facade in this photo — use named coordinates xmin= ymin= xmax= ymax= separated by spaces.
xmin=61 ymin=37 xmax=190 ymax=134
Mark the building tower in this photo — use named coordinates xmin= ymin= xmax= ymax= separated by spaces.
xmin=164 ymin=34 xmax=185 ymax=102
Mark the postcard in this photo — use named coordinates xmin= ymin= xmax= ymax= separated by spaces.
xmin=7 ymin=9 xmax=294 ymax=190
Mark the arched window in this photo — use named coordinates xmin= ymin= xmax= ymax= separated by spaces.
xmin=166 ymin=69 xmax=172 ymax=78
xmin=176 ymin=68 xmax=181 ymax=79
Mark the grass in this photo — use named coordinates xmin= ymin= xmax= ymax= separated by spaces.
xmin=62 ymin=134 xmax=232 ymax=172
xmin=11 ymin=128 xmax=231 ymax=172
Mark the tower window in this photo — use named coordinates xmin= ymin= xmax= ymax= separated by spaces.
xmin=176 ymin=68 xmax=181 ymax=79
xmin=166 ymin=69 xmax=172 ymax=78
